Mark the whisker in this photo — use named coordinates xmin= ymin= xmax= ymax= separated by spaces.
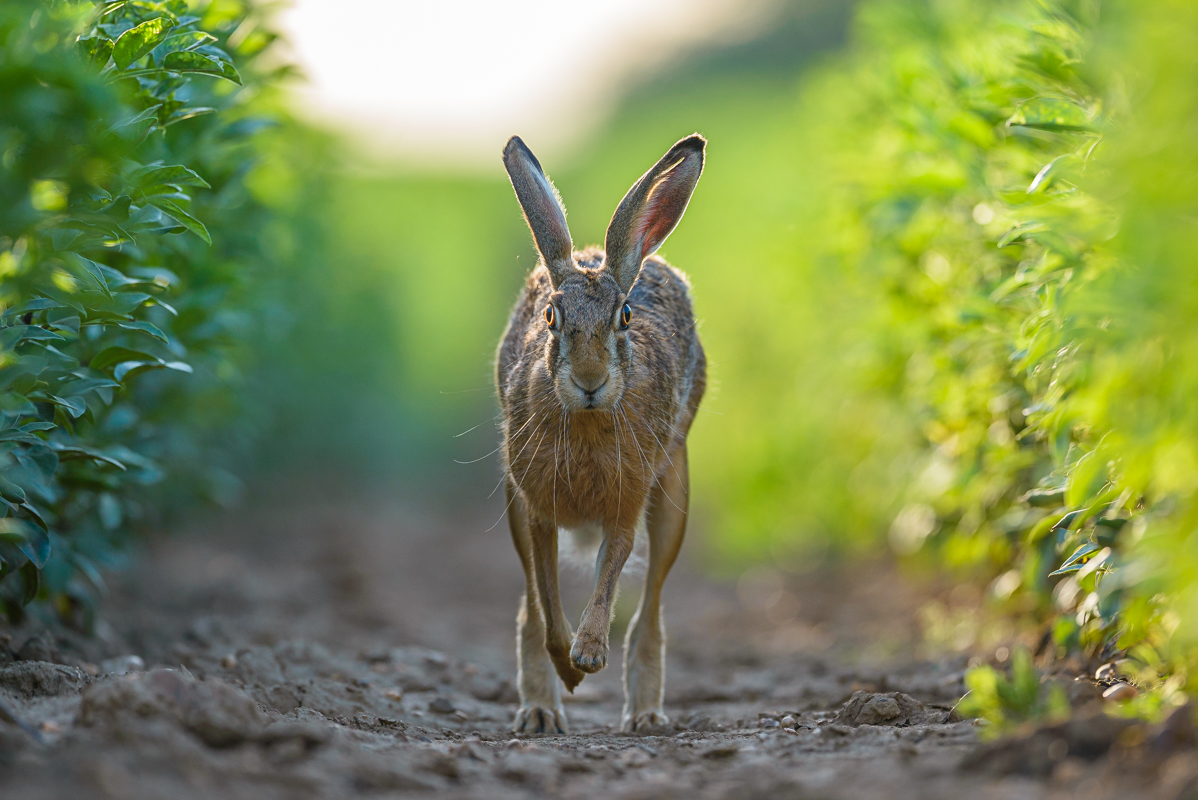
xmin=459 ymin=408 xmax=541 ymax=465
xmin=486 ymin=420 xmax=552 ymax=533
xmin=453 ymin=446 xmax=501 ymax=465
xmin=453 ymin=416 xmax=498 ymax=438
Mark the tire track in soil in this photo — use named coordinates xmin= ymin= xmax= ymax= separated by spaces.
xmin=0 ymin=493 xmax=1176 ymax=798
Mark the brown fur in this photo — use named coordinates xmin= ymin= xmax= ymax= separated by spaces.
xmin=496 ymin=135 xmax=706 ymax=734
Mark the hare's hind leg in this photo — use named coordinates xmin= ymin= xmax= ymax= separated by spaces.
xmin=621 ymin=444 xmax=689 ymax=734
xmin=507 ymin=482 xmax=569 ymax=733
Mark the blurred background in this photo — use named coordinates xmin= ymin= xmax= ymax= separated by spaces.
xmin=3 ymin=0 xmax=1197 ymax=723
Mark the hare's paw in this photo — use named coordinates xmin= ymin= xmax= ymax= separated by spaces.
xmin=513 ymin=704 xmax=568 ymax=735
xmin=621 ymin=710 xmax=671 ymax=735
xmin=570 ymin=631 xmax=608 ymax=673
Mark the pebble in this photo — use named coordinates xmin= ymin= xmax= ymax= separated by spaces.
xmin=1103 ymin=683 xmax=1138 ymax=701
xmin=221 ymin=654 xmax=237 ymax=669
xmin=100 ymin=655 xmax=146 ymax=675
xmin=759 ymin=717 xmax=779 ymax=729
xmin=780 ymin=715 xmax=797 ymax=729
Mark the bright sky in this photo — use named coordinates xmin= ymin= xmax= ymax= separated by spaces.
xmin=277 ymin=0 xmax=768 ymax=168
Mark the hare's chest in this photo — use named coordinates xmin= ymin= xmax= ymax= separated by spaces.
xmin=509 ymin=410 xmax=661 ymax=527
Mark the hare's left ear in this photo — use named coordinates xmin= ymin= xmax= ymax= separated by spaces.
xmin=603 ymin=134 xmax=705 ymax=293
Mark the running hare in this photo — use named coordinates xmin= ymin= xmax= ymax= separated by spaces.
xmin=496 ymin=134 xmax=706 ymax=734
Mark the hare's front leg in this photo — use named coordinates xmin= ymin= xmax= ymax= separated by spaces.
xmin=571 ymin=523 xmax=637 ymax=673
xmin=513 ymin=591 xmax=566 ymax=733
xmin=622 ymin=445 xmax=689 ymax=733
xmin=507 ymin=483 xmax=580 ymax=733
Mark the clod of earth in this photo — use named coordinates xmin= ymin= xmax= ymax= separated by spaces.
xmin=78 ymin=668 xmax=266 ymax=747
xmin=0 ymin=662 xmax=89 ymax=698
xmin=835 ymin=691 xmax=958 ymax=727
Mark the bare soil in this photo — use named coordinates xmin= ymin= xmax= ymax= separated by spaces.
xmin=0 ymin=490 xmax=1194 ymax=799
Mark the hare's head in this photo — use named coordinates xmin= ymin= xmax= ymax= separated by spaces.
xmin=503 ymin=134 xmax=705 ymax=412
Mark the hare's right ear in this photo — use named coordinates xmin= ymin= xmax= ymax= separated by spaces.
xmin=503 ymin=136 xmax=575 ymax=287
xmin=603 ymin=134 xmax=705 ymax=294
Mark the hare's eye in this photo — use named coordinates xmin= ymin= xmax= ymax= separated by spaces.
xmin=619 ymin=303 xmax=632 ymax=330
xmin=544 ymin=305 xmax=556 ymax=328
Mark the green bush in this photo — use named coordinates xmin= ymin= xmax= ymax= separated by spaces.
xmin=691 ymin=0 xmax=1196 ymax=709
xmin=0 ymin=0 xmax=338 ymax=622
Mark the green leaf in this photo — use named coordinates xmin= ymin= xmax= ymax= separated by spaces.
xmin=151 ymin=199 xmax=211 ymax=244
xmin=0 ymin=519 xmax=50 ymax=570
xmin=116 ymin=320 xmax=169 ymax=343
xmin=0 ymin=476 xmax=27 ymax=503
xmin=997 ymin=221 xmax=1046 ymax=248
xmin=0 ymin=430 xmax=46 ymax=446
xmin=49 ymin=395 xmax=87 ymax=419
xmin=58 ymin=378 xmax=120 ymax=397
xmin=113 ymin=17 xmax=177 ymax=71
xmin=162 ymin=50 xmax=243 ymax=85
xmin=1007 ymin=97 xmax=1095 ymax=132
xmin=3 ymin=299 xmax=65 ymax=317
xmin=1049 ymin=541 xmax=1101 ymax=577
xmin=106 ymin=104 xmax=162 ymax=140
xmin=133 ymin=164 xmax=211 ymax=189
xmin=89 ymin=346 xmax=161 ymax=373
xmin=151 ymin=30 xmax=217 ymax=63
xmin=165 ymin=107 xmax=217 ymax=126
xmin=1021 ymin=487 xmax=1066 ymax=507
xmin=50 ymin=444 xmax=127 ymax=470
xmin=0 ymin=326 xmax=65 ymax=348
xmin=76 ymin=35 xmax=115 ymax=67
xmin=1027 ymin=154 xmax=1080 ymax=194
xmin=113 ymin=360 xmax=191 ymax=381
xmin=64 ymin=254 xmax=113 ymax=299
xmin=1066 ymin=451 xmax=1105 ymax=508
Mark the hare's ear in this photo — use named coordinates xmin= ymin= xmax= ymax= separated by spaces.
xmin=503 ymin=136 xmax=575 ymax=287
xmin=603 ymin=134 xmax=705 ymax=293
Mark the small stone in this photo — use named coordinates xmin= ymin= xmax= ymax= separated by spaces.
xmin=428 ymin=695 xmax=456 ymax=714
xmin=16 ymin=633 xmax=57 ymax=663
xmin=384 ymin=689 xmax=403 ymax=701
xmin=701 ymin=745 xmax=739 ymax=759
xmin=1094 ymin=663 xmax=1116 ymax=682
xmin=100 ymin=655 xmax=145 ymax=675
xmin=759 ymin=717 xmax=779 ymax=728
xmin=1103 ymin=683 xmax=1138 ymax=701
xmin=452 ymin=710 xmax=469 ymax=720
xmin=780 ymin=715 xmax=797 ymax=729
xmin=221 ymin=654 xmax=237 ymax=669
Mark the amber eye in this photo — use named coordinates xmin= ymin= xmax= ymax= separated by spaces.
xmin=544 ymin=304 xmax=556 ymax=328
xmin=619 ymin=303 xmax=632 ymax=330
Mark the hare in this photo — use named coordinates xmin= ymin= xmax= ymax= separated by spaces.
xmin=496 ymin=134 xmax=707 ymax=734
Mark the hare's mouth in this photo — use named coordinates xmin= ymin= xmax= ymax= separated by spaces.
xmin=557 ymin=374 xmax=617 ymax=412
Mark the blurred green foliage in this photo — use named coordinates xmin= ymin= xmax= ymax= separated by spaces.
xmin=0 ymin=0 xmax=400 ymax=622
xmin=958 ymin=648 xmax=1069 ymax=736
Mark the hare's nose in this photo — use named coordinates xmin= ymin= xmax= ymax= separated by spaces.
xmin=572 ymin=374 xmax=609 ymax=394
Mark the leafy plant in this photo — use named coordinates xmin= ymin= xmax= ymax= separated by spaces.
xmin=0 ymin=0 xmax=314 ymax=622
xmin=958 ymin=649 xmax=1070 ymax=736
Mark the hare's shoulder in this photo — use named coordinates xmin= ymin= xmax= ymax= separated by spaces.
xmin=630 ymin=257 xmax=696 ymax=326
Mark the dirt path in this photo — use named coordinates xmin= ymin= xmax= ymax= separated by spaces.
xmin=0 ymin=491 xmax=1188 ymax=798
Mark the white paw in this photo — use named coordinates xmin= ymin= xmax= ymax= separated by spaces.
xmin=621 ymin=710 xmax=671 ymax=735
xmin=570 ymin=631 xmax=608 ymax=673
xmin=513 ymin=704 xmax=568 ymax=735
